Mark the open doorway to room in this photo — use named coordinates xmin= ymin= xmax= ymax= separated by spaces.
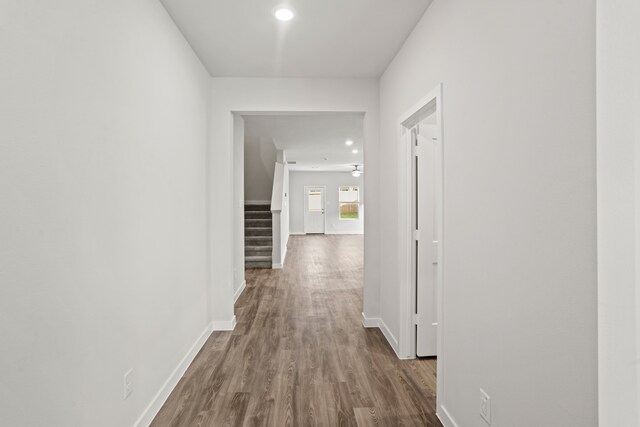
xmin=398 ymin=84 xmax=445 ymax=417
xmin=238 ymin=111 xmax=365 ymax=265
xmin=230 ymin=111 xmax=366 ymax=306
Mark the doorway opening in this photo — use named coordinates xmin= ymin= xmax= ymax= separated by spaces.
xmin=398 ymin=84 xmax=445 ymax=416
xmin=304 ymin=186 xmax=326 ymax=234
xmin=232 ymin=111 xmax=366 ymax=281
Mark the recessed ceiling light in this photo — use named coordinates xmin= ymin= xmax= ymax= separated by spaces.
xmin=274 ymin=8 xmax=294 ymax=21
xmin=345 ymin=140 xmax=354 ymax=146
xmin=352 ymin=149 xmax=359 ymax=154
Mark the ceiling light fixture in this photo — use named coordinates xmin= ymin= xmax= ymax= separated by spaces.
xmin=352 ymin=149 xmax=359 ymax=154
xmin=352 ymin=165 xmax=362 ymax=177
xmin=345 ymin=140 xmax=354 ymax=146
xmin=274 ymin=8 xmax=294 ymax=21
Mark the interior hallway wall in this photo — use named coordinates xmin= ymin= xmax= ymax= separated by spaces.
xmin=208 ymin=78 xmax=380 ymax=325
xmin=0 ymin=1 xmax=211 ymax=426
xmin=233 ymin=115 xmax=245 ymax=297
xmin=244 ymin=135 xmax=277 ymax=203
xmin=378 ymin=0 xmax=597 ymax=426
xmin=597 ymin=0 xmax=640 ymax=425
xmin=289 ymin=171 xmax=364 ymax=235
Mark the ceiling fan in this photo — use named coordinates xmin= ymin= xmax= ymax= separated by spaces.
xmin=351 ymin=165 xmax=363 ymax=177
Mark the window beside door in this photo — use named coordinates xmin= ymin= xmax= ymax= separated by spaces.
xmin=339 ymin=186 xmax=360 ymax=220
xmin=307 ymin=189 xmax=323 ymax=212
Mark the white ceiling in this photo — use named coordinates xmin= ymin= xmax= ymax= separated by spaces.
xmin=243 ymin=113 xmax=364 ymax=172
xmin=160 ymin=0 xmax=433 ymax=78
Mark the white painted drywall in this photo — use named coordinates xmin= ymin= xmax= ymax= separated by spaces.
xmin=379 ymin=1 xmax=597 ymax=426
xmin=270 ymin=162 xmax=290 ymax=267
xmin=597 ymin=0 xmax=640 ymax=425
xmin=233 ymin=115 xmax=245 ymax=295
xmin=208 ymin=78 xmax=380 ymax=327
xmin=244 ymin=136 xmax=277 ymax=203
xmin=0 ymin=1 xmax=211 ymax=426
xmin=290 ymin=172 xmax=364 ymax=235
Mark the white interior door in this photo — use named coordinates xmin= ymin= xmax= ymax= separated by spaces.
xmin=304 ymin=186 xmax=325 ymax=234
xmin=414 ymin=121 xmax=441 ymax=357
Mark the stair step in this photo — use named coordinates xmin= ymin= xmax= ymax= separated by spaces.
xmin=245 ymin=219 xmax=272 ymax=227
xmin=245 ymin=211 xmax=272 ymax=220
xmin=244 ymin=204 xmax=270 ymax=212
xmin=246 ymin=255 xmax=271 ymax=262
xmin=245 ymin=260 xmax=272 ymax=269
xmin=245 ymin=244 xmax=273 ymax=250
xmin=245 ymin=248 xmax=272 ymax=256
xmin=246 ymin=227 xmax=272 ymax=236
xmin=245 ymin=255 xmax=272 ymax=269
xmin=245 ymin=239 xmax=272 ymax=247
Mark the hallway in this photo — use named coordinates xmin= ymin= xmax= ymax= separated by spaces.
xmin=152 ymin=235 xmax=440 ymax=426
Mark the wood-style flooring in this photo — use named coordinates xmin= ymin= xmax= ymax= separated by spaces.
xmin=152 ymin=235 xmax=441 ymax=426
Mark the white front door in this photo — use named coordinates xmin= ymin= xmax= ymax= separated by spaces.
xmin=414 ymin=121 xmax=441 ymax=357
xmin=304 ymin=186 xmax=325 ymax=234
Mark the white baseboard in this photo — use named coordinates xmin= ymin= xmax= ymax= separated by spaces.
xmin=234 ymin=281 xmax=246 ymax=304
xmin=360 ymin=313 xmax=400 ymax=357
xmin=437 ymin=405 xmax=459 ymax=427
xmin=290 ymin=231 xmax=364 ymax=236
xmin=245 ymin=200 xmax=270 ymax=205
xmin=378 ymin=318 xmax=400 ymax=357
xmin=272 ymin=245 xmax=288 ymax=269
xmin=361 ymin=312 xmax=380 ymax=328
xmin=211 ymin=316 xmax=237 ymax=331
xmin=326 ymin=231 xmax=364 ymax=235
xmin=133 ymin=323 xmax=213 ymax=427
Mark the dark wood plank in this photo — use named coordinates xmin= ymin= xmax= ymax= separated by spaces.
xmin=151 ymin=235 xmax=441 ymax=427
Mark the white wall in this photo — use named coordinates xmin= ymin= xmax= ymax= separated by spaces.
xmin=208 ymin=78 xmax=380 ymax=325
xmin=0 ymin=1 xmax=211 ymax=426
xmin=233 ymin=115 xmax=245 ymax=296
xmin=379 ymin=1 xmax=597 ymax=426
xmin=290 ymin=172 xmax=364 ymax=235
xmin=597 ymin=0 xmax=640 ymax=425
xmin=270 ymin=161 xmax=290 ymax=268
xmin=244 ymin=136 xmax=277 ymax=202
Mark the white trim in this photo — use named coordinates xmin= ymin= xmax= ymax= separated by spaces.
xmin=378 ymin=318 xmax=401 ymax=358
xmin=272 ymin=244 xmax=288 ymax=269
xmin=437 ymin=405 xmax=459 ymax=427
xmin=290 ymin=231 xmax=364 ymax=236
xmin=244 ymin=200 xmax=270 ymax=205
xmin=233 ymin=281 xmax=246 ymax=304
xmin=211 ymin=316 xmax=237 ymax=331
xmin=133 ymin=323 xmax=213 ymax=427
xmin=359 ymin=314 xmax=402 ymax=358
xmin=361 ymin=312 xmax=380 ymax=328
xmin=397 ymin=83 xmax=446 ymax=407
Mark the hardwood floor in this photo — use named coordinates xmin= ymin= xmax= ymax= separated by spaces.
xmin=152 ymin=235 xmax=441 ymax=427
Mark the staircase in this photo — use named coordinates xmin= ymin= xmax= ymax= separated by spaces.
xmin=244 ymin=203 xmax=273 ymax=269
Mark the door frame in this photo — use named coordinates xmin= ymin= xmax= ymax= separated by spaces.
xmin=303 ymin=185 xmax=327 ymax=234
xmin=397 ymin=83 xmax=444 ymax=409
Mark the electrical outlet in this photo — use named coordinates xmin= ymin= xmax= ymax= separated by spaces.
xmin=480 ymin=388 xmax=491 ymax=425
xmin=123 ymin=369 xmax=133 ymax=400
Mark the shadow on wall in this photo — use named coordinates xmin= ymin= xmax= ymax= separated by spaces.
xmin=244 ymin=136 xmax=277 ymax=202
